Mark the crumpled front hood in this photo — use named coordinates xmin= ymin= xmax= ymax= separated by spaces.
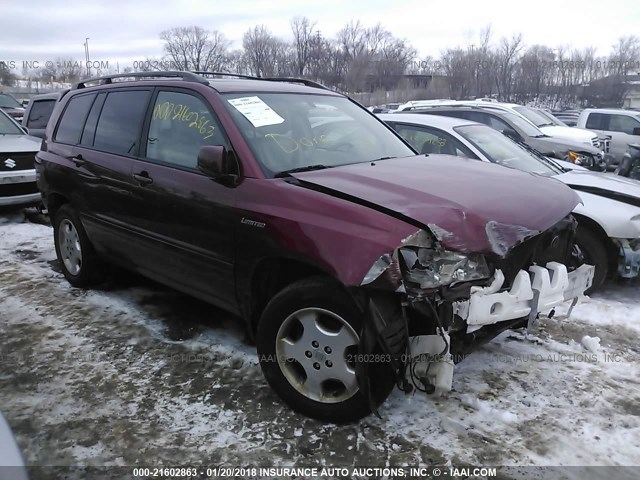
xmin=293 ymin=155 xmax=581 ymax=257
xmin=558 ymin=170 xmax=640 ymax=199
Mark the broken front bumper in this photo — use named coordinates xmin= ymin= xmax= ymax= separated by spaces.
xmin=453 ymin=262 xmax=595 ymax=333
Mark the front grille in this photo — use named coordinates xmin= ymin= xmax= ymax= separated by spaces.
xmin=591 ymin=137 xmax=599 ymax=147
xmin=493 ymin=215 xmax=577 ymax=288
xmin=0 ymin=152 xmax=36 ymax=172
xmin=0 ymin=182 xmax=39 ymax=197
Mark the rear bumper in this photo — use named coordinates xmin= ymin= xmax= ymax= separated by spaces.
xmin=454 ymin=262 xmax=595 ymax=333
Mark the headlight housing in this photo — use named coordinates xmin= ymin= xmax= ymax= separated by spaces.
xmin=567 ymin=150 xmax=589 ymax=164
xmin=399 ymin=247 xmax=492 ymax=289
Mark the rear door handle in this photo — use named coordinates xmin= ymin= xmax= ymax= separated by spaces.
xmin=133 ymin=172 xmax=153 ymax=185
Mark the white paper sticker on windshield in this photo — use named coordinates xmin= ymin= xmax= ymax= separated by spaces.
xmin=228 ymin=96 xmax=285 ymax=127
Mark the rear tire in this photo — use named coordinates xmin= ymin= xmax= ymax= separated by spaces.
xmin=53 ymin=204 xmax=105 ymax=287
xmin=575 ymin=226 xmax=608 ymax=294
xmin=256 ymin=276 xmax=395 ymax=423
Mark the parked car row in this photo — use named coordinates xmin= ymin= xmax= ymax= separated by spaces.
xmin=378 ymin=113 xmax=640 ymax=289
xmin=396 ymin=101 xmax=609 ymax=171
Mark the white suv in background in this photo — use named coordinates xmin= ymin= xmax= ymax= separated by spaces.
xmin=576 ymin=108 xmax=640 ymax=164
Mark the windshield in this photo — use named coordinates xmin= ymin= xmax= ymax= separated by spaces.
xmin=513 ymin=106 xmax=556 ymax=128
xmin=222 ymin=93 xmax=415 ymax=177
xmin=0 ymin=94 xmax=22 ymax=109
xmin=0 ymin=110 xmax=24 ymax=135
xmin=500 ymin=110 xmax=546 ymax=137
xmin=455 ymin=124 xmax=562 ymax=176
xmin=534 ymin=109 xmax=567 ymax=126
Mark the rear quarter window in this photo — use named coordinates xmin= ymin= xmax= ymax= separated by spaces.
xmin=26 ymin=99 xmax=56 ymax=129
xmin=54 ymin=94 xmax=96 ymax=145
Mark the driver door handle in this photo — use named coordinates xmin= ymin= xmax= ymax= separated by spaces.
xmin=133 ymin=171 xmax=153 ymax=185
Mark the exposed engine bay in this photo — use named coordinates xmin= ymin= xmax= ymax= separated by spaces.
xmin=356 ymin=215 xmax=595 ymax=414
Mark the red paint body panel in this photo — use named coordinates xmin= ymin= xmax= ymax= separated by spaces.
xmin=233 ymin=178 xmax=418 ymax=287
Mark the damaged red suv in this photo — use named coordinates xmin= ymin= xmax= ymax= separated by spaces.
xmin=36 ymin=72 xmax=594 ymax=422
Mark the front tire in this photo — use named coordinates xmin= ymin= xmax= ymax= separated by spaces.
xmin=256 ymin=276 xmax=395 ymax=423
xmin=575 ymin=226 xmax=608 ymax=294
xmin=53 ymin=205 xmax=105 ymax=287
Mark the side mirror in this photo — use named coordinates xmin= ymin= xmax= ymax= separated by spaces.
xmin=197 ymin=145 xmax=238 ymax=185
xmin=502 ymin=128 xmax=520 ymax=141
xmin=632 ymin=127 xmax=640 ymax=136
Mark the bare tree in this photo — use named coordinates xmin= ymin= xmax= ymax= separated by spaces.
xmin=495 ymin=34 xmax=524 ymax=101
xmin=609 ymin=35 xmax=640 ymax=75
xmin=242 ymin=25 xmax=283 ymax=77
xmin=0 ymin=62 xmax=16 ymax=86
xmin=290 ymin=17 xmax=317 ymax=76
xmin=337 ymin=20 xmax=368 ymax=62
xmin=160 ymin=26 xmax=230 ymax=71
xmin=226 ymin=49 xmax=250 ymax=75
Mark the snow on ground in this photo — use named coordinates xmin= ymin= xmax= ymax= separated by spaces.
xmin=1 ymin=209 xmax=639 ymax=478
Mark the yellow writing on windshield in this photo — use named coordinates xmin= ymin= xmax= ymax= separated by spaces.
xmin=265 ymin=133 xmax=328 ymax=153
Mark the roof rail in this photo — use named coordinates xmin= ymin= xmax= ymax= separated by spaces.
xmin=260 ymin=77 xmax=330 ymax=91
xmin=73 ymin=71 xmax=208 ymax=89
xmin=193 ymin=71 xmax=330 ymax=91
xmin=192 ymin=71 xmax=259 ymax=80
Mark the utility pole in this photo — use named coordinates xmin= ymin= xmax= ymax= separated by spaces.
xmin=84 ymin=38 xmax=91 ymax=77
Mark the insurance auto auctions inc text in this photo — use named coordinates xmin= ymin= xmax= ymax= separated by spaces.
xmin=201 ymin=466 xmax=497 ymax=478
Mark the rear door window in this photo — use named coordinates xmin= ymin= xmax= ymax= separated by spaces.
xmin=485 ymin=114 xmax=511 ymax=131
xmin=26 ymin=99 xmax=56 ymax=129
xmin=93 ymin=90 xmax=151 ymax=155
xmin=608 ymin=114 xmax=640 ymax=135
xmin=55 ymin=94 xmax=96 ymax=145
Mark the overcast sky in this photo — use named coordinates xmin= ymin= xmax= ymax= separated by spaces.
xmin=2 ymin=0 xmax=639 ymax=68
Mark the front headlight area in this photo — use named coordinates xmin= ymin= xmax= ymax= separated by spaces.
xmin=567 ymin=150 xmax=597 ymax=166
xmin=398 ymin=247 xmax=492 ymax=290
xmin=360 ymin=229 xmax=494 ymax=293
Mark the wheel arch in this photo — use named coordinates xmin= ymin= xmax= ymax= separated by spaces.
xmin=45 ymin=192 xmax=70 ymax=220
xmin=572 ymin=212 xmax=618 ymax=274
xmin=247 ymin=256 xmax=338 ymax=337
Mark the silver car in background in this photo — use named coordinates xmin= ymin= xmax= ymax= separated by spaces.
xmin=0 ymin=109 xmax=42 ymax=208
